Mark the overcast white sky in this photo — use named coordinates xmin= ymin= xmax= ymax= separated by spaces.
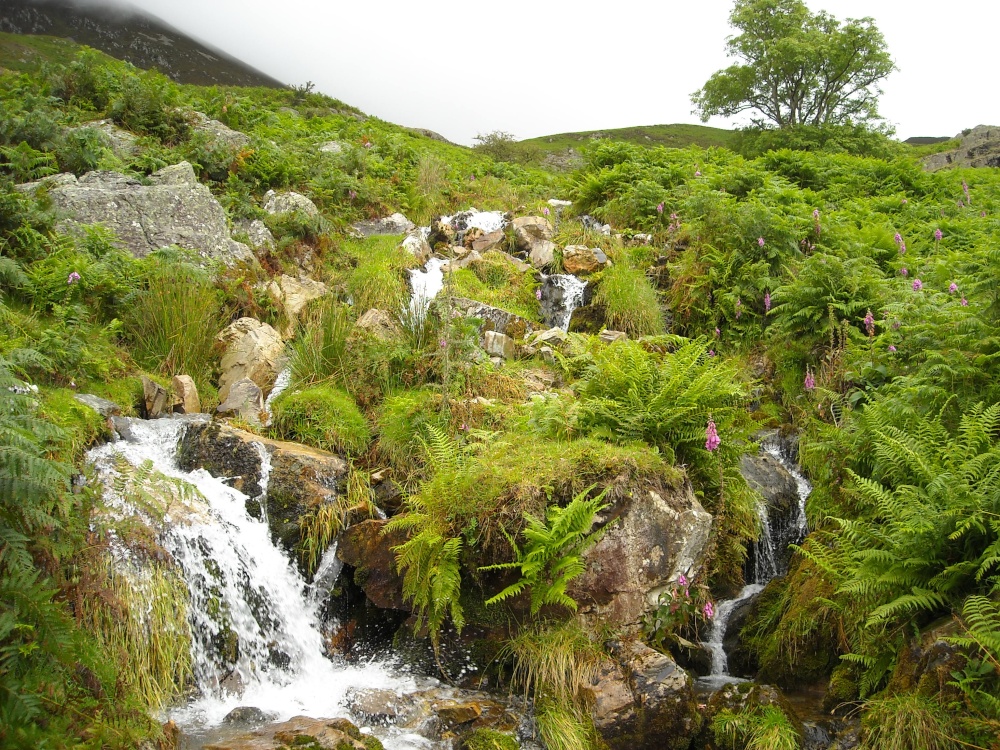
xmin=120 ymin=0 xmax=997 ymax=145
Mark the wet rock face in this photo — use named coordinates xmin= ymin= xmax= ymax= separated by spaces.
xmin=200 ymin=715 xmax=376 ymax=750
xmin=584 ymin=641 xmax=701 ymax=750
xmin=511 ymin=216 xmax=556 ymax=270
xmin=740 ymin=450 xmax=801 ymax=574
xmin=17 ymin=162 xmax=254 ymax=263
xmin=336 ymin=519 xmax=409 ymax=611
xmin=177 ymin=421 xmax=348 ymax=555
xmin=449 ymin=296 xmax=536 ymax=340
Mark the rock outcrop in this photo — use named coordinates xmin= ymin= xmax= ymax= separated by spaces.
xmin=17 ymin=162 xmax=254 ymax=263
xmin=399 ymin=231 xmax=432 ymax=264
xmin=449 ymin=297 xmax=536 ymax=340
xmin=571 ymin=481 xmax=713 ymax=628
xmin=923 ymin=125 xmax=1000 ymax=171
xmin=267 ymin=274 xmax=328 ymax=335
xmin=216 ymin=317 xmax=286 ymax=402
xmin=178 ymin=420 xmax=348 ymax=552
xmin=583 ymin=641 xmax=701 ymax=750
xmin=351 ymin=212 xmax=416 ymax=237
xmin=336 ymin=519 xmax=409 ymax=610
xmin=563 ymin=245 xmax=610 ymax=275
xmin=263 ymin=189 xmax=320 ymax=218
xmin=511 ymin=216 xmax=556 ymax=269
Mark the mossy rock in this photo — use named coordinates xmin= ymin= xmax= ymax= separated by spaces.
xmin=567 ymin=303 xmax=606 ymax=334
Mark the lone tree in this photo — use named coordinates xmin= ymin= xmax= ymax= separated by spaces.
xmin=692 ymin=0 xmax=895 ymax=128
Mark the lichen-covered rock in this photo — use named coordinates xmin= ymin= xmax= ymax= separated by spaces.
xmin=399 ymin=231 xmax=432 ymax=264
xmin=484 ymin=330 xmax=515 ymax=359
xmin=216 ymin=317 xmax=286 ymax=402
xmin=449 ymin=297 xmax=536 ymax=340
xmin=354 ymin=308 xmax=401 ymax=340
xmin=470 ymin=229 xmax=505 ymax=254
xmin=511 ymin=216 xmax=556 ymax=269
xmin=263 ymin=189 xmax=320 ymax=218
xmin=189 ymin=110 xmax=251 ymax=153
xmin=17 ymin=162 xmax=254 ymax=263
xmin=562 ymin=245 xmax=610 ymax=275
xmin=233 ymin=218 xmax=276 ymax=254
xmin=177 ymin=420 xmax=348 ymax=553
xmin=74 ymin=393 xmax=122 ymax=418
xmin=68 ymin=119 xmax=138 ymax=157
xmin=584 ymin=641 xmax=701 ymax=750
xmin=351 ymin=212 xmax=415 ymax=237
xmin=267 ymin=274 xmax=328 ymax=335
xmin=571 ymin=482 xmax=713 ymax=628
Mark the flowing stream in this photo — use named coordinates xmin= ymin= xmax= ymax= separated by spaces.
xmin=408 ymin=257 xmax=447 ymax=316
xmin=697 ymin=437 xmax=811 ymax=690
xmin=87 ymin=416 xmax=429 ymax=748
xmin=541 ymin=274 xmax=587 ymax=330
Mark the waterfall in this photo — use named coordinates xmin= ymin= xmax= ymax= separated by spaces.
xmin=86 ymin=416 xmax=420 ymax=742
xmin=698 ymin=438 xmax=812 ymax=688
xmin=263 ymin=367 xmax=292 ymax=427
xmin=541 ymin=274 xmax=587 ymax=330
xmin=408 ymin=257 xmax=447 ymax=316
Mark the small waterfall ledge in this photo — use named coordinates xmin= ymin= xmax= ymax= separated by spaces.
xmin=86 ymin=416 xmax=423 ymax=747
xmin=541 ymin=273 xmax=587 ymax=331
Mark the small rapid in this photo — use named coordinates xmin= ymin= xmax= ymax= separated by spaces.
xmin=86 ymin=416 xmax=422 ymax=746
xmin=541 ymin=274 xmax=587 ymax=330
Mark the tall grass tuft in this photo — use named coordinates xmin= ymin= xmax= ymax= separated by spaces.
xmin=122 ymin=258 xmax=225 ymax=391
xmin=288 ymin=298 xmax=354 ymax=386
xmin=713 ymin=704 xmax=801 ymax=750
xmin=860 ymin=694 xmax=961 ymax=750
xmin=593 ymin=264 xmax=665 ymax=336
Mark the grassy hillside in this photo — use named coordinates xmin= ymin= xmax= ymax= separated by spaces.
xmin=0 ymin=0 xmax=283 ymax=87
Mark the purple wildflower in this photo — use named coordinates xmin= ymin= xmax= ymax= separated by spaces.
xmin=902 ymin=198 xmax=908 ymax=205
xmin=705 ymin=420 xmax=721 ymax=452
xmin=901 ymin=267 xmax=909 ymax=277
xmin=460 ymin=422 xmax=470 ymax=431
xmin=961 ymin=297 xmax=969 ymax=306
xmin=695 ymin=170 xmax=702 ymax=177
xmin=913 ymin=279 xmax=923 ymax=291
xmin=714 ymin=327 xmax=720 ymax=338
xmin=708 ymin=349 xmax=716 ymax=357
xmin=703 ymin=601 xmax=714 ymax=619
xmin=981 ymin=211 xmax=987 ymax=218
xmin=543 ymin=206 xmax=550 ymax=216
xmin=757 ymin=237 xmax=765 ymax=248
xmin=67 ymin=271 xmax=81 ymax=284
xmin=764 ymin=291 xmax=771 ymax=313
xmin=888 ymin=345 xmax=897 ymax=352
xmin=949 ymin=282 xmax=958 ymax=294
xmin=678 ymin=574 xmax=688 ymax=586
xmin=899 ymin=242 xmax=906 ymax=255
xmin=348 ymin=189 xmax=357 ymax=201
xmin=657 ymin=203 xmax=664 ymax=214
xmin=892 ymin=321 xmax=901 ymax=330
xmin=894 ymin=232 xmax=903 ymax=246
xmin=535 ymin=288 xmax=542 ymax=300
xmin=864 ymin=309 xmax=875 ymax=337
xmin=934 ymin=228 xmax=943 ymax=241
xmin=735 ymin=297 xmax=742 ymax=319
xmin=963 ymin=181 xmax=971 ymax=204
xmin=439 ymin=338 xmax=448 ymax=349
xmin=804 ymin=370 xmax=816 ymax=391
xmin=813 ymin=208 xmax=820 ymax=220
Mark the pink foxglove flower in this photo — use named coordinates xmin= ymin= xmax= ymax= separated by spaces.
xmin=961 ymin=297 xmax=969 ymax=306
xmin=913 ymin=279 xmax=923 ymax=291
xmin=535 ymin=288 xmax=542 ymax=300
xmin=864 ymin=309 xmax=875 ymax=337
xmin=656 ymin=203 xmax=664 ymax=214
xmin=694 ymin=170 xmax=702 ymax=177
xmin=543 ymin=206 xmax=550 ymax=216
xmin=67 ymin=271 xmax=81 ymax=284
xmin=949 ymin=282 xmax=958 ymax=294
xmin=804 ymin=370 xmax=816 ymax=391
xmin=703 ymin=601 xmax=714 ymax=619
xmin=894 ymin=232 xmax=903 ymax=246
xmin=764 ymin=291 xmax=771 ymax=313
xmin=757 ymin=237 xmax=765 ymax=248
xmin=705 ymin=419 xmax=721 ymax=452
xmin=708 ymin=349 xmax=715 ymax=357
xmin=900 ymin=267 xmax=908 ymax=277
xmin=678 ymin=574 xmax=688 ymax=586
xmin=888 ymin=345 xmax=897 ymax=352
xmin=934 ymin=228 xmax=943 ymax=241
xmin=714 ymin=327 xmax=720 ymax=338
xmin=735 ymin=297 xmax=742 ymax=319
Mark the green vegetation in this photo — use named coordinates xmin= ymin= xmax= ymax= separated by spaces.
xmin=2 ymin=10 xmax=1000 ymax=749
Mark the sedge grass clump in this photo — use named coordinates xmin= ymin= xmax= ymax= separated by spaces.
xmin=376 ymin=388 xmax=447 ymax=474
xmin=344 ymin=235 xmax=417 ymax=313
xmin=592 ymin=264 xmax=664 ymax=336
xmin=860 ymin=693 xmax=960 ymax=750
xmin=271 ymin=384 xmax=371 ymax=454
xmin=713 ymin=704 xmax=800 ymax=750
xmin=299 ymin=465 xmax=378 ymax=573
xmin=287 ymin=299 xmax=354 ymax=386
xmin=121 ymin=256 xmax=226 ymax=391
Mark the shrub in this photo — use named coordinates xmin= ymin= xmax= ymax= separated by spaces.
xmin=592 ymin=265 xmax=664 ymax=336
xmin=271 ymin=385 xmax=371 ymax=454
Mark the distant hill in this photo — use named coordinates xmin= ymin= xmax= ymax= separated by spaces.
xmin=0 ymin=0 xmax=283 ymax=88
xmin=519 ymin=123 xmax=736 ymax=169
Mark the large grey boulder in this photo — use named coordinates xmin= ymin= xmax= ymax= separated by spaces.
xmin=267 ymin=274 xmax=328 ymax=336
xmin=216 ymin=317 xmax=286 ymax=402
xmin=263 ymin=189 xmax=320 ymax=218
xmin=351 ymin=212 xmax=416 ymax=237
xmin=449 ymin=296 xmax=537 ymax=340
xmin=17 ymin=162 xmax=253 ymax=263
xmin=511 ymin=216 xmax=556 ymax=269
xmin=188 ymin=111 xmax=251 ymax=153
xmin=216 ymin=378 xmax=265 ymax=424
xmin=399 ymin=231 xmax=431 ymax=264
xmin=571 ymin=481 xmax=713 ymax=628
xmin=67 ymin=119 xmax=138 ymax=157
xmin=923 ymin=125 xmax=1000 ymax=171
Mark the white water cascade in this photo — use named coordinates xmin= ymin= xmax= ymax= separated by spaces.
xmin=541 ymin=274 xmax=587 ymax=330
xmin=697 ymin=437 xmax=811 ymax=690
xmin=408 ymin=257 xmax=447 ymax=316
xmin=87 ymin=416 xmax=427 ymax=747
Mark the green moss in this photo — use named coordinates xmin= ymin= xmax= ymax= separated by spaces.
xmin=451 ymin=251 xmax=541 ymax=322
xmin=37 ymin=387 xmax=111 ymax=461
xmin=342 ymin=235 xmax=417 ymax=312
xmin=271 ymin=385 xmax=371 ymax=454
xmin=460 ymin=728 xmax=519 ymax=750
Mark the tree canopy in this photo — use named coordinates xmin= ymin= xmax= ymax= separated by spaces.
xmin=692 ymin=0 xmax=895 ymax=129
